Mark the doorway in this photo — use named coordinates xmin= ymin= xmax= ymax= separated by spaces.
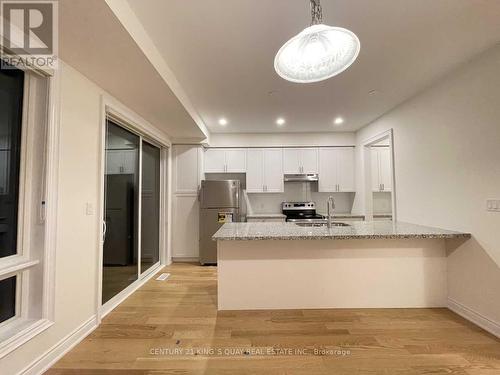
xmin=361 ymin=129 xmax=396 ymax=221
xmin=102 ymin=117 xmax=163 ymax=308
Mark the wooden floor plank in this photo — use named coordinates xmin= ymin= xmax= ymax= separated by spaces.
xmin=46 ymin=263 xmax=500 ymax=375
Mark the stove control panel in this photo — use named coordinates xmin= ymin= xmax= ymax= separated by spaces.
xmin=282 ymin=202 xmax=316 ymax=210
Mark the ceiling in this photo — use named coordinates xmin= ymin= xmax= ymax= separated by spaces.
xmin=59 ymin=0 xmax=207 ymax=141
xmin=125 ymin=0 xmax=500 ymax=134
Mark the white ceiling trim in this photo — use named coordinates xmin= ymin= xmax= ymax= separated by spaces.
xmin=105 ymin=0 xmax=210 ymax=143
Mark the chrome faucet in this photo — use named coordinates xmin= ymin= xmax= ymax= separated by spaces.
xmin=327 ymin=196 xmax=335 ymax=228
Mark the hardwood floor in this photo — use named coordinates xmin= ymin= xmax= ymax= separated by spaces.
xmin=47 ymin=263 xmax=500 ymax=375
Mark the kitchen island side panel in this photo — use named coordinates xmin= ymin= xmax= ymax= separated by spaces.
xmin=217 ymin=238 xmax=447 ymax=310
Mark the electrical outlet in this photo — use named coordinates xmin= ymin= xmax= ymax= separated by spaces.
xmin=486 ymin=200 xmax=500 ymax=212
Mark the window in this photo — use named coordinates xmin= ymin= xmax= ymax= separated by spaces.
xmin=0 ymin=66 xmax=23 ymax=261
xmin=0 ymin=276 xmax=16 ymax=324
xmin=0 ymin=61 xmax=55 ymax=356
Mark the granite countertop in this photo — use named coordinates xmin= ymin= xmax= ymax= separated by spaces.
xmin=246 ymin=213 xmax=287 ymax=218
xmin=248 ymin=212 xmax=365 ymax=219
xmin=317 ymin=212 xmax=366 ymax=219
xmin=212 ymin=221 xmax=471 ymax=241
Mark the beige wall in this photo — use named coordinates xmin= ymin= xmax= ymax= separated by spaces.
xmin=355 ymin=45 xmax=500 ymax=329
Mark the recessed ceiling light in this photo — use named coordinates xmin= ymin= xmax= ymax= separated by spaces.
xmin=334 ymin=117 xmax=344 ymax=125
xmin=276 ymin=118 xmax=286 ymax=126
xmin=218 ymin=118 xmax=228 ymax=126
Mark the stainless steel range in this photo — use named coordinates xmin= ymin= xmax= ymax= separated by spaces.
xmin=282 ymin=202 xmax=327 ymax=224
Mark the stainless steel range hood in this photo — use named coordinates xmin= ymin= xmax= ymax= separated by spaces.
xmin=284 ymin=173 xmax=319 ymax=182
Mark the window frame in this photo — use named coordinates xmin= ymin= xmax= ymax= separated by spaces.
xmin=0 ymin=59 xmax=60 ymax=358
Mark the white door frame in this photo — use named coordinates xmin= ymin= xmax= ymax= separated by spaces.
xmin=361 ymin=128 xmax=397 ymax=222
xmin=96 ymin=95 xmax=171 ymax=323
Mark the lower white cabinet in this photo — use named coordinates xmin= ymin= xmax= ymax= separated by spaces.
xmin=371 ymin=147 xmax=392 ymax=192
xmin=318 ymin=147 xmax=355 ymax=192
xmin=246 ymin=148 xmax=284 ymax=193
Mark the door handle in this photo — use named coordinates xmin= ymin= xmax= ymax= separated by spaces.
xmin=102 ymin=220 xmax=107 ymax=242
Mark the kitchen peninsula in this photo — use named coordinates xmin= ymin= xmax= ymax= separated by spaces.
xmin=213 ymin=221 xmax=470 ymax=310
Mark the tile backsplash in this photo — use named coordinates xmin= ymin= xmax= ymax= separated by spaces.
xmin=246 ymin=182 xmax=355 ymax=215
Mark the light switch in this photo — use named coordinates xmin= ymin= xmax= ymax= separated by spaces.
xmin=486 ymin=200 xmax=500 ymax=212
xmin=85 ymin=203 xmax=94 ymax=216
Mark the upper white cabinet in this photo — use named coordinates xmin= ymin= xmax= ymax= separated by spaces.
xmin=225 ymin=149 xmax=247 ymax=172
xmin=318 ymin=147 xmax=355 ymax=192
xmin=204 ymin=149 xmax=225 ymax=173
xmin=106 ymin=149 xmax=137 ymax=175
xmin=371 ymin=147 xmax=392 ymax=192
xmin=283 ymin=148 xmax=318 ymax=174
xmin=204 ymin=148 xmax=246 ymax=173
xmin=247 ymin=148 xmax=284 ymax=193
xmin=174 ymin=145 xmax=202 ymax=194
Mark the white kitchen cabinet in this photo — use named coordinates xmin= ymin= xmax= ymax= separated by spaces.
xmin=283 ymin=148 xmax=318 ymax=174
xmin=263 ymin=148 xmax=284 ymax=192
xmin=204 ymin=148 xmax=246 ymax=173
xmin=204 ymin=148 xmax=225 ymax=173
xmin=371 ymin=147 xmax=392 ymax=192
xmin=246 ymin=148 xmax=284 ymax=193
xmin=379 ymin=147 xmax=392 ymax=192
xmin=105 ymin=149 xmax=137 ymax=175
xmin=172 ymin=145 xmax=203 ymax=259
xmin=318 ymin=147 xmax=355 ymax=192
xmin=225 ymin=149 xmax=247 ymax=172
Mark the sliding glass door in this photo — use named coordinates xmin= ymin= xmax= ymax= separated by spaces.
xmin=102 ymin=120 xmax=162 ymax=305
xmin=103 ymin=121 xmax=140 ymax=304
xmin=140 ymin=141 xmax=160 ymax=273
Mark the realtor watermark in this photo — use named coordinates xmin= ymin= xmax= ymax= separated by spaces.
xmin=1 ymin=0 xmax=58 ymax=69
xmin=149 ymin=346 xmax=352 ymax=357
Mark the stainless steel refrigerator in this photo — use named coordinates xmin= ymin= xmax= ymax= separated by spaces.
xmin=199 ymin=180 xmax=240 ymax=265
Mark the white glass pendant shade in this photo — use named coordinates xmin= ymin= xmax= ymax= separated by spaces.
xmin=274 ymin=24 xmax=360 ymax=83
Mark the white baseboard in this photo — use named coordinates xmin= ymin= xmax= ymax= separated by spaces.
xmin=448 ymin=298 xmax=500 ymax=338
xmin=20 ymin=315 xmax=98 ymax=375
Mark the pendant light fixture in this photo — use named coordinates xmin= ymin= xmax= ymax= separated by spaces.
xmin=274 ymin=0 xmax=360 ymax=83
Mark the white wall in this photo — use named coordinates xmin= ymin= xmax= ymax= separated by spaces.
xmin=209 ymin=132 xmax=355 ymax=147
xmin=355 ymin=45 xmax=500 ymax=330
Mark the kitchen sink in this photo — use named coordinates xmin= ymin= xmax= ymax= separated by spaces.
xmin=295 ymin=222 xmax=350 ymax=227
